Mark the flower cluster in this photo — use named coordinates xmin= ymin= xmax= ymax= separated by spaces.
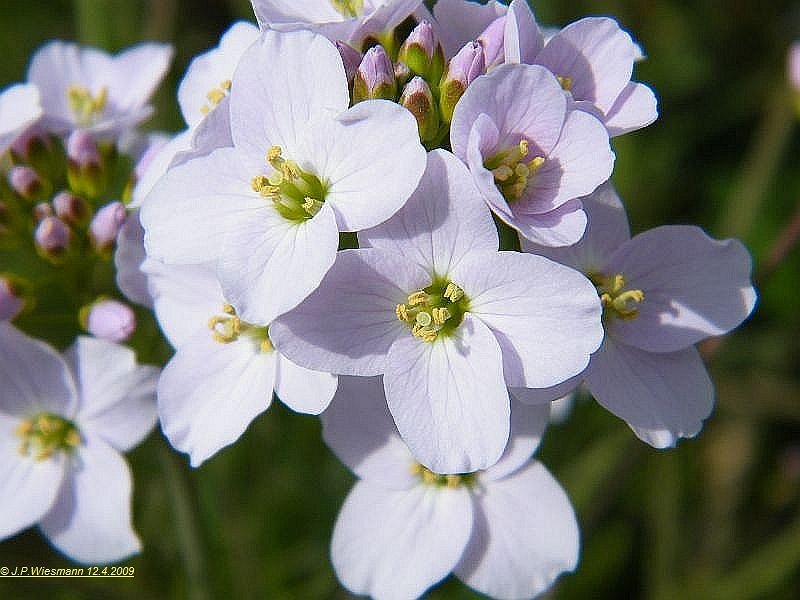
xmin=0 ymin=0 xmax=757 ymax=596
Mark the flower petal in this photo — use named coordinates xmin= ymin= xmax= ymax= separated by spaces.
xmin=385 ymin=313 xmax=510 ymax=473
xmin=504 ymin=0 xmax=544 ymax=65
xmin=584 ymin=338 xmax=714 ymax=448
xmin=271 ymin=248 xmax=429 ymax=376
xmin=452 ymin=252 xmax=603 ymax=388
xmin=229 ymin=29 xmax=349 ymax=158
xmin=0 ymin=322 xmax=77 ymax=418
xmin=432 ymin=0 xmax=508 ymax=57
xmin=302 ymin=99 xmax=425 ymax=231
xmin=217 ymin=199 xmax=339 ymax=324
xmin=0 ymin=413 xmax=65 ymax=540
xmin=66 ymin=336 xmax=158 ymax=453
xmin=360 ymin=149 xmax=498 ymax=275
xmin=321 ymin=375 xmax=418 ymax=489
xmin=274 ymin=353 xmax=337 ymax=415
xmin=604 ymin=81 xmax=658 ymax=136
xmin=39 ymin=436 xmax=140 ymax=564
xmin=483 ymin=398 xmax=550 ymax=482
xmin=0 ymin=84 xmax=41 ymax=152
xmin=332 ymin=481 xmax=473 ymax=600
xmin=455 ymin=461 xmax=579 ymax=599
xmin=510 ymin=373 xmax=583 ymax=405
xmin=521 ymin=181 xmax=630 ymax=273
xmin=157 ymin=330 xmax=276 ymax=467
xmin=607 ymin=226 xmax=757 ymax=352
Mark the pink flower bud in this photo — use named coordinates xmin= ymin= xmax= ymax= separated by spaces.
xmin=8 ymin=165 xmax=42 ymax=199
xmin=10 ymin=125 xmax=49 ymax=161
xmin=85 ymin=298 xmax=136 ymax=342
xmin=89 ymin=201 xmax=127 ymax=253
xmin=66 ymin=130 xmax=101 ymax=168
xmin=439 ymin=41 xmax=485 ymax=123
xmin=35 ymin=216 xmax=71 ymax=257
xmin=353 ymin=45 xmax=397 ymax=102
xmin=336 ymin=41 xmax=363 ymax=85
xmin=32 ymin=202 xmax=53 ymax=223
xmin=0 ymin=277 xmax=23 ymax=321
xmin=399 ymin=21 xmax=445 ymax=83
xmin=477 ymin=16 xmax=506 ymax=68
xmin=53 ymin=191 xmax=90 ymax=226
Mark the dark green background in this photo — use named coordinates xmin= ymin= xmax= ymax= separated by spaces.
xmin=1 ymin=1 xmax=799 ymax=598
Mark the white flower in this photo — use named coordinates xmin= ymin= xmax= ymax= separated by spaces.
xmin=141 ymin=29 xmax=426 ymax=325
xmin=272 ymin=149 xmax=602 ymax=472
xmin=323 ymin=376 xmax=579 ymax=600
xmin=27 ymin=40 xmax=172 ymax=140
xmin=143 ymin=260 xmax=336 ymax=467
xmin=0 ymin=324 xmax=159 ymax=563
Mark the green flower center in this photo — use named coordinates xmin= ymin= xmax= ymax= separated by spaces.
xmin=412 ymin=463 xmax=478 ymax=488
xmin=67 ymin=85 xmax=108 ymax=127
xmin=251 ymin=146 xmax=328 ymax=223
xmin=589 ymin=272 xmax=645 ymax=321
xmin=208 ymin=304 xmax=274 ymax=353
xmin=16 ymin=413 xmax=81 ymax=461
xmin=395 ymin=278 xmax=469 ymax=343
xmin=330 ymin=0 xmax=363 ymax=18
xmin=484 ymin=139 xmax=545 ymax=203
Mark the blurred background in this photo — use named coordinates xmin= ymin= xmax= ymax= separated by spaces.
xmin=1 ymin=0 xmax=799 ymax=598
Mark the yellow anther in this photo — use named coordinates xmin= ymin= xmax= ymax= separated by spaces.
xmin=514 ymin=163 xmax=530 ymax=178
xmin=421 ymin=469 xmax=437 ymax=484
xmin=67 ymin=85 xmax=108 ymax=126
xmin=445 ymin=474 xmax=461 ymax=488
xmin=16 ymin=413 xmax=81 ymax=461
xmin=431 ymin=307 xmax=451 ymax=325
xmin=415 ymin=311 xmax=433 ymax=327
xmin=611 ymin=289 xmax=645 ymax=319
xmin=200 ymin=105 xmax=210 ymax=115
xmin=302 ymin=197 xmax=324 ymax=216
xmin=408 ymin=291 xmax=429 ymax=306
xmin=528 ymin=156 xmax=546 ymax=171
xmin=220 ymin=79 xmax=232 ymax=91
xmin=396 ymin=304 xmax=409 ymax=322
xmin=15 ymin=420 xmax=32 ymax=437
xmin=556 ymin=75 xmax=573 ymax=91
xmin=443 ymin=283 xmax=464 ymax=302
xmin=267 ymin=146 xmax=282 ymax=162
xmin=206 ymin=88 xmax=225 ymax=105
xmin=518 ymin=139 xmax=529 ymax=157
xmin=252 ymin=175 xmax=269 ymax=192
xmin=260 ymin=338 xmax=274 ymax=353
xmin=223 ymin=303 xmax=236 ymax=314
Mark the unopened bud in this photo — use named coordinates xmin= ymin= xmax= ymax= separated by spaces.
xmin=353 ymin=45 xmax=397 ymax=103
xmin=89 ymin=201 xmax=127 ymax=254
xmin=53 ymin=191 xmax=90 ymax=226
xmin=66 ymin=130 xmax=104 ymax=198
xmin=400 ymin=76 xmax=439 ymax=143
xmin=8 ymin=165 xmax=45 ymax=200
xmin=10 ymin=125 xmax=48 ymax=162
xmin=790 ymin=42 xmax=800 ymax=92
xmin=35 ymin=216 xmax=71 ymax=258
xmin=440 ymin=41 xmax=485 ymax=123
xmin=81 ymin=298 xmax=136 ymax=342
xmin=0 ymin=277 xmax=24 ymax=321
xmin=398 ymin=21 xmax=445 ymax=84
xmin=66 ymin=130 xmax=101 ymax=168
xmin=336 ymin=41 xmax=363 ymax=85
xmin=477 ymin=16 xmax=506 ymax=69
xmin=32 ymin=202 xmax=53 ymax=223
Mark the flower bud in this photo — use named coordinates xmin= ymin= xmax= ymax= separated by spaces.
xmin=81 ymin=298 xmax=136 ymax=342
xmin=336 ymin=41 xmax=363 ymax=85
xmin=8 ymin=165 xmax=45 ymax=200
xmin=477 ymin=16 xmax=506 ymax=69
xmin=89 ymin=201 xmax=127 ymax=254
xmin=52 ymin=191 xmax=90 ymax=226
xmin=32 ymin=202 xmax=53 ymax=223
xmin=353 ymin=45 xmax=397 ymax=103
xmin=397 ymin=21 xmax=445 ymax=84
xmin=10 ymin=125 xmax=48 ymax=162
xmin=790 ymin=42 xmax=800 ymax=92
xmin=66 ymin=130 xmax=104 ymax=198
xmin=0 ymin=277 xmax=24 ymax=322
xmin=35 ymin=216 xmax=71 ymax=258
xmin=439 ymin=41 xmax=485 ymax=123
xmin=400 ymin=76 xmax=439 ymax=144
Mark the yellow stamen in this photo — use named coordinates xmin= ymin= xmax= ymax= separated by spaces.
xmin=431 ymin=307 xmax=451 ymax=325
xmin=556 ymin=75 xmax=573 ymax=91
xmin=408 ymin=291 xmax=429 ymax=306
xmin=396 ymin=304 xmax=409 ymax=321
xmin=67 ymin=85 xmax=108 ymax=126
xmin=16 ymin=413 xmax=81 ymax=461
xmin=302 ymin=197 xmax=324 ymax=217
xmin=443 ymin=283 xmax=464 ymax=302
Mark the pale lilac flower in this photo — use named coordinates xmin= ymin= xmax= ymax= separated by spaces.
xmin=0 ymin=324 xmax=158 ymax=563
xmin=85 ymin=299 xmax=136 ymax=342
xmin=26 ymin=40 xmax=172 ymax=140
xmin=521 ymin=183 xmax=757 ymax=447
xmin=272 ymin=150 xmax=602 ymax=472
xmin=336 ymin=41 xmax=363 ymax=84
xmin=251 ymin=0 xmax=424 ymax=50
xmin=0 ymin=84 xmax=42 ymax=153
xmin=324 ymin=376 xmax=579 ymax=600
xmin=431 ymin=0 xmax=507 ymax=58
xmin=0 ymin=278 xmax=23 ymax=322
xmin=114 ymin=211 xmax=153 ymax=308
xmin=142 ymin=30 xmax=425 ymax=325
xmin=142 ymin=260 xmax=336 ymax=467
xmin=451 ymin=63 xmax=614 ymax=246
xmin=789 ymin=42 xmax=800 ymax=92
xmin=498 ymin=1 xmax=658 ymax=136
